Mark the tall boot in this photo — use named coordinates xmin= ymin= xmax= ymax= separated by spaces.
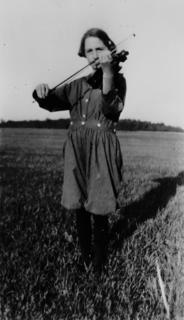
xmin=76 ymin=208 xmax=92 ymax=267
xmin=93 ymin=215 xmax=109 ymax=274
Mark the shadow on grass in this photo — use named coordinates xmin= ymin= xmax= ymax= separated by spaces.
xmin=110 ymin=171 xmax=184 ymax=249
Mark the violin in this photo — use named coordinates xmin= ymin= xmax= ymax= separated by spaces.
xmin=50 ymin=33 xmax=136 ymax=90
xmin=38 ymin=34 xmax=134 ymax=93
xmin=50 ymin=49 xmax=129 ymax=92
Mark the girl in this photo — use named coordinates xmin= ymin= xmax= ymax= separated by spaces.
xmin=33 ymin=28 xmax=127 ymax=273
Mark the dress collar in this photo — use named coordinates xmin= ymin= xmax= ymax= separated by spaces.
xmin=86 ymin=70 xmax=103 ymax=89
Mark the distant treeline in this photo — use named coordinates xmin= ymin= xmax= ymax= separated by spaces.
xmin=0 ymin=119 xmax=183 ymax=132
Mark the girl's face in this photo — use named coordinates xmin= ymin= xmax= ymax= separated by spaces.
xmin=84 ymin=36 xmax=107 ymax=70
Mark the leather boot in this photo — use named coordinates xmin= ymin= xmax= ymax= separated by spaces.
xmin=93 ymin=215 xmax=109 ymax=274
xmin=76 ymin=208 xmax=92 ymax=267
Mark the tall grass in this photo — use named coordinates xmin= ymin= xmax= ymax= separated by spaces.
xmin=0 ymin=128 xmax=184 ymax=319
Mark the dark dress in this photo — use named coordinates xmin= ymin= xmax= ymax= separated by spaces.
xmin=34 ymin=71 xmax=126 ymax=215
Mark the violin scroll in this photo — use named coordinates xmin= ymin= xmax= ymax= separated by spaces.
xmin=111 ymin=50 xmax=129 ymax=72
xmin=113 ymin=50 xmax=129 ymax=63
xmin=112 ymin=50 xmax=129 ymax=65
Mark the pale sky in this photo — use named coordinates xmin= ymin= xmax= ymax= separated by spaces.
xmin=0 ymin=0 xmax=184 ymax=128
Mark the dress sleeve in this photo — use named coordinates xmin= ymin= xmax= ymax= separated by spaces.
xmin=101 ymin=74 xmax=127 ymax=119
xmin=32 ymin=82 xmax=72 ymax=112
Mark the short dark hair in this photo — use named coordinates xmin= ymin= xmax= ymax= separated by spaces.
xmin=78 ymin=28 xmax=116 ymax=57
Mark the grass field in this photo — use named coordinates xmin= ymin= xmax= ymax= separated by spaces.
xmin=0 ymin=128 xmax=184 ymax=320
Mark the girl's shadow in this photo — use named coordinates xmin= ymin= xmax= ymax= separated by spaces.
xmin=110 ymin=171 xmax=184 ymax=249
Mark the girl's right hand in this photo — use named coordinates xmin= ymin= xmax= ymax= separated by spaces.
xmin=34 ymin=83 xmax=50 ymax=99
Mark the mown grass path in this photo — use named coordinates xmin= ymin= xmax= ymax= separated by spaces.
xmin=0 ymin=128 xmax=184 ymax=319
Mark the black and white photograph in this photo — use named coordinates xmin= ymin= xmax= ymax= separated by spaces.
xmin=0 ymin=0 xmax=184 ymax=319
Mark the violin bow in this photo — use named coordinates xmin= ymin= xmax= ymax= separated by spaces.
xmin=50 ymin=33 xmax=136 ymax=91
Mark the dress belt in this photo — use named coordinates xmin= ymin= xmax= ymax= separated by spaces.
xmin=69 ymin=119 xmax=117 ymax=133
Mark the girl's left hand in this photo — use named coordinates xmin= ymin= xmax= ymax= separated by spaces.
xmin=98 ymin=49 xmax=113 ymax=75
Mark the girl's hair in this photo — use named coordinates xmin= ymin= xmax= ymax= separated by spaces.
xmin=78 ymin=28 xmax=116 ymax=57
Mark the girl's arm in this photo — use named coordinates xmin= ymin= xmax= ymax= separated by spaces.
xmin=98 ymin=49 xmax=126 ymax=118
xmin=101 ymin=74 xmax=127 ymax=119
xmin=32 ymin=83 xmax=71 ymax=112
